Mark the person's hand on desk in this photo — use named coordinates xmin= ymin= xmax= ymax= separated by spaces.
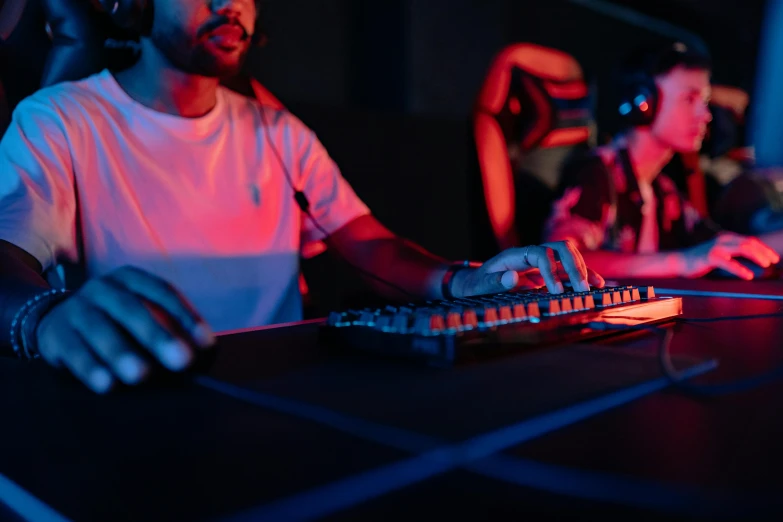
xmin=449 ymin=241 xmax=606 ymax=298
xmin=34 ymin=266 xmax=215 ymax=394
xmin=680 ymin=232 xmax=780 ymax=280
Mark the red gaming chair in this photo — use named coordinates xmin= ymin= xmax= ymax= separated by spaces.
xmin=473 ymin=43 xmax=595 ymax=252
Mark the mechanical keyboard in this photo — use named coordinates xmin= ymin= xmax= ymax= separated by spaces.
xmin=321 ymin=285 xmax=682 ymax=366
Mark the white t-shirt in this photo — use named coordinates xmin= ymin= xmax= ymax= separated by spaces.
xmin=0 ymin=70 xmax=370 ymax=332
xmin=636 ymin=179 xmax=659 ymax=253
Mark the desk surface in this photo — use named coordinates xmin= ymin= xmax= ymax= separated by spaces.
xmin=2 ymin=279 xmax=783 ymax=521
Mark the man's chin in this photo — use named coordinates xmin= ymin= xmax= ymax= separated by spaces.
xmin=189 ymin=47 xmax=248 ymax=78
xmin=671 ymin=138 xmax=704 ymax=154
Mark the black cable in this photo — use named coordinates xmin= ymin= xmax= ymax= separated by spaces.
xmin=590 ymin=319 xmax=783 ymax=397
xmin=257 ymin=107 xmax=418 ymax=299
xmin=666 ymin=318 xmax=783 ymax=396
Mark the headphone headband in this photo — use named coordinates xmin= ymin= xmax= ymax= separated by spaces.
xmin=616 ymin=41 xmax=692 ymax=128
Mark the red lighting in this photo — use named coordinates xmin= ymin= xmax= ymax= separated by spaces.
xmin=639 ymin=101 xmax=649 ymax=112
xmin=509 ymin=97 xmax=521 ymax=115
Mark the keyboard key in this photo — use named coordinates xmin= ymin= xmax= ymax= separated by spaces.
xmin=481 ymin=307 xmax=499 ymax=326
xmin=375 ymin=315 xmax=392 ymax=330
xmin=391 ymin=313 xmax=410 ymax=332
xmin=497 ymin=305 xmax=513 ymax=323
xmin=327 ymin=311 xmax=349 ymax=327
xmin=446 ymin=312 xmax=462 ymax=330
xmin=638 ymin=286 xmax=655 ymax=299
xmin=539 ymin=299 xmax=561 ymax=316
xmin=462 ymin=310 xmax=478 ymax=329
xmin=430 ymin=314 xmax=446 ymax=333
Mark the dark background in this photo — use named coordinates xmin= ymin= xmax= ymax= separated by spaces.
xmin=241 ymin=0 xmax=766 ymax=310
xmin=254 ymin=0 xmax=764 ymax=122
xmin=244 ymin=0 xmax=766 ymax=260
xmin=0 ymin=0 xmax=769 ymax=308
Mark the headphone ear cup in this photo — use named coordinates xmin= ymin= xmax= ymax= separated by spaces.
xmin=98 ymin=0 xmax=151 ymax=34
xmin=617 ymin=74 xmax=659 ymax=127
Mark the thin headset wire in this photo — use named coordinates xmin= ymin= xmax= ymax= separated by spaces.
xmin=664 ymin=318 xmax=783 ymax=396
xmin=257 ymin=107 xmax=418 ymax=300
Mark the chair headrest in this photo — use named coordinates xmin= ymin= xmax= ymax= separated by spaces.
xmin=475 ymin=43 xmax=593 ymax=153
xmin=41 ymin=0 xmax=144 ymax=87
xmin=0 ymin=0 xmax=28 ymax=41
xmin=705 ymin=85 xmax=749 ymax=159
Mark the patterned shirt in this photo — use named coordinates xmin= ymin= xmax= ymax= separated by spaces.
xmin=544 ymin=145 xmax=719 ymax=252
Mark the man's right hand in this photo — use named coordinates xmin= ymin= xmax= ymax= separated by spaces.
xmin=681 ymin=232 xmax=780 ymax=280
xmin=35 ymin=266 xmax=215 ymax=393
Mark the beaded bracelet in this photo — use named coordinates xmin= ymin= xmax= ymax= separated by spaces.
xmin=9 ymin=288 xmax=70 ymax=359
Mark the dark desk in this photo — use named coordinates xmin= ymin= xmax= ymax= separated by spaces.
xmin=2 ymin=280 xmax=783 ymax=521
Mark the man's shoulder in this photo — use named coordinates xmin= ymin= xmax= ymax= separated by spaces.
xmin=219 ymin=87 xmax=312 ymax=135
xmin=14 ymin=70 xmax=112 ymax=122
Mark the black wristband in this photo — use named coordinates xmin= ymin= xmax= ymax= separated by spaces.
xmin=441 ymin=260 xmax=480 ymax=300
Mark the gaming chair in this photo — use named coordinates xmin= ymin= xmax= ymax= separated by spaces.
xmin=472 ymin=43 xmax=595 ymax=255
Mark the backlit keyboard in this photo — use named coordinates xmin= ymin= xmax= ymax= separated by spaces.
xmin=320 ymin=285 xmax=681 ymax=366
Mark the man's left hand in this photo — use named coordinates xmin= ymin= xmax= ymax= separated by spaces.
xmin=451 ymin=241 xmax=605 ymax=298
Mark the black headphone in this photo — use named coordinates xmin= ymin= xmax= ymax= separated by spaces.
xmin=616 ymin=42 xmax=690 ymax=127
xmin=97 ymin=0 xmax=267 ymax=46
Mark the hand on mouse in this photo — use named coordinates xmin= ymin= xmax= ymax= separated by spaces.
xmin=680 ymin=232 xmax=780 ymax=280
xmin=34 ymin=266 xmax=215 ymax=393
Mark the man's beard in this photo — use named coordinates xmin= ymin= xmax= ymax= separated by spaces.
xmin=149 ymin=25 xmax=249 ymax=78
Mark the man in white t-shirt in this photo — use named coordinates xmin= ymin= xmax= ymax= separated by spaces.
xmin=544 ymin=42 xmax=779 ymax=279
xmin=0 ymin=0 xmax=603 ymax=393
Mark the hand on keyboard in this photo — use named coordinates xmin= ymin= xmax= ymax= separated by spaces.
xmin=452 ymin=241 xmax=605 ymax=298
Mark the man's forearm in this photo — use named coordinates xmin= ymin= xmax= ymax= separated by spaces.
xmin=335 ymin=235 xmax=451 ymax=301
xmin=580 ymin=250 xmax=685 ymax=279
xmin=325 ymin=215 xmax=461 ymax=301
xmin=0 ymin=241 xmax=51 ymax=352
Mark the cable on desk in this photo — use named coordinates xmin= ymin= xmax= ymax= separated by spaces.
xmin=588 ymin=320 xmax=783 ymax=397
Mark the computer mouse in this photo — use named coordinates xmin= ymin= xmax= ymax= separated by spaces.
xmin=706 ymin=257 xmax=781 ymax=280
